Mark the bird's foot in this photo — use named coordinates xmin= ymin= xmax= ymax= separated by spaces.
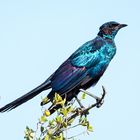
xmin=80 ymin=86 xmax=106 ymax=108
xmin=95 ymin=86 xmax=106 ymax=108
xmin=79 ymin=88 xmax=100 ymax=100
xmin=75 ymin=107 xmax=89 ymax=117
xmin=74 ymin=95 xmax=89 ymax=116
xmin=74 ymin=95 xmax=85 ymax=109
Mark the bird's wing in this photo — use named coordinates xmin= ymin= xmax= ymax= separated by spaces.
xmin=51 ymin=38 xmax=104 ymax=93
xmin=70 ymin=38 xmax=104 ymax=68
xmin=51 ymin=59 xmax=88 ymax=93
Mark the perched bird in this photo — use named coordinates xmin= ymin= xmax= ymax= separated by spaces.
xmin=0 ymin=21 xmax=127 ymax=113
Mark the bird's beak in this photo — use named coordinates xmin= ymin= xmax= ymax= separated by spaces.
xmin=118 ymin=24 xmax=128 ymax=29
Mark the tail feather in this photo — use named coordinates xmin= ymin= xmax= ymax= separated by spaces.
xmin=0 ymin=80 xmax=51 ymax=112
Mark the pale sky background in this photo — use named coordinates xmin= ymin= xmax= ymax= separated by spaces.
xmin=0 ymin=0 xmax=139 ymax=139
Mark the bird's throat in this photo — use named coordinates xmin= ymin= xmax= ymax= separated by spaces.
xmin=98 ymin=31 xmax=114 ymax=40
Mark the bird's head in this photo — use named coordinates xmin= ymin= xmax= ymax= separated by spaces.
xmin=98 ymin=21 xmax=127 ymax=39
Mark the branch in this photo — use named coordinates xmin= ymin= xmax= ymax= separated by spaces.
xmin=25 ymin=86 xmax=107 ymax=140
xmin=52 ymin=86 xmax=106 ymax=136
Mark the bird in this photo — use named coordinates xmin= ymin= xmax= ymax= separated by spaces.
xmin=0 ymin=21 xmax=127 ymax=114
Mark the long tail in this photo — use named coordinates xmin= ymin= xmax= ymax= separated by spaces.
xmin=0 ymin=80 xmax=51 ymax=112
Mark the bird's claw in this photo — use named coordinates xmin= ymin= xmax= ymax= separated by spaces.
xmin=96 ymin=86 xmax=106 ymax=108
xmin=75 ymin=107 xmax=89 ymax=117
xmin=96 ymin=98 xmax=104 ymax=108
xmin=80 ymin=86 xmax=106 ymax=108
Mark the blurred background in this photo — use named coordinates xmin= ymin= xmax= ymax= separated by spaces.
xmin=0 ymin=0 xmax=139 ymax=139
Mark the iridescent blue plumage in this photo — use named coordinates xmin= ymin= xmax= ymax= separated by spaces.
xmin=51 ymin=36 xmax=116 ymax=93
xmin=0 ymin=21 xmax=127 ymax=113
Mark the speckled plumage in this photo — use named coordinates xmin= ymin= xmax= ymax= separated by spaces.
xmin=0 ymin=21 xmax=127 ymax=113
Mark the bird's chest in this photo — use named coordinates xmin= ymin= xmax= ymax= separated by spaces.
xmin=101 ymin=43 xmax=116 ymax=60
xmin=89 ymin=44 xmax=116 ymax=78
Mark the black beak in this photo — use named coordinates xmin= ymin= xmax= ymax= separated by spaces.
xmin=118 ymin=24 xmax=128 ymax=29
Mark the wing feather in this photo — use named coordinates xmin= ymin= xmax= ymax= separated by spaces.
xmin=51 ymin=37 xmax=104 ymax=93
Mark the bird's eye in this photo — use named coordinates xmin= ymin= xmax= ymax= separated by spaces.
xmin=109 ymin=23 xmax=119 ymax=28
xmin=112 ymin=23 xmax=119 ymax=26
